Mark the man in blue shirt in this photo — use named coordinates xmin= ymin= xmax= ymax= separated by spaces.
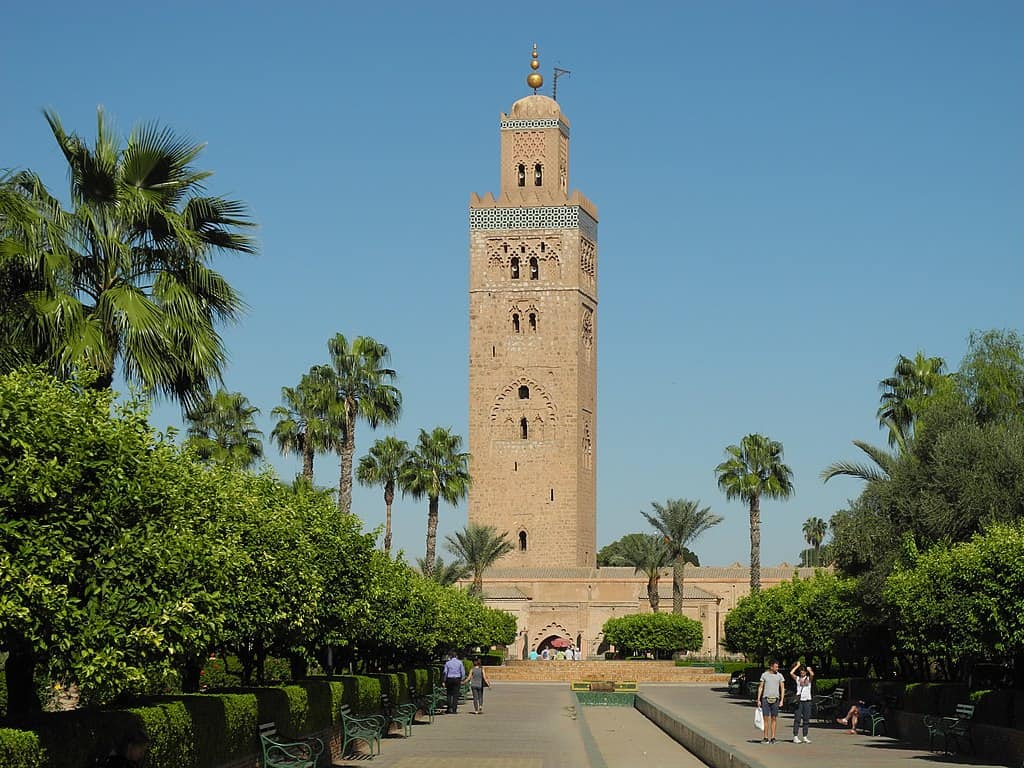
xmin=443 ymin=651 xmax=464 ymax=714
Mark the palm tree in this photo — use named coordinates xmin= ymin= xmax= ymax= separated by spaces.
xmin=444 ymin=523 xmax=514 ymax=594
xmin=321 ymin=334 xmax=402 ymax=514
xmin=356 ymin=436 xmax=411 ymax=555
xmin=1 ymin=109 xmax=255 ymax=409
xmin=610 ymin=533 xmax=671 ymax=612
xmin=415 ymin=556 xmax=470 ymax=587
xmin=715 ymin=433 xmax=795 ymax=592
xmin=877 ymin=351 xmax=946 ymax=447
xmin=184 ymin=389 xmax=263 ymax=469
xmin=821 ymin=439 xmax=900 ymax=484
xmin=0 ymin=171 xmax=48 ymax=373
xmin=641 ymin=499 xmax=723 ymax=614
xmin=271 ymin=368 xmax=334 ymax=484
xmin=400 ymin=427 xmax=470 ymax=576
xmin=801 ymin=516 xmax=827 ymax=566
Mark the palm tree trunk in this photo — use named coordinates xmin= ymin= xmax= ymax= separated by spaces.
xmin=474 ymin=573 xmax=484 ymax=594
xmin=303 ymin=442 xmax=314 ymax=483
xmin=673 ymin=555 xmax=684 ymax=614
xmin=648 ymin=578 xmax=660 ymax=612
xmin=338 ymin=414 xmax=355 ymax=513
xmin=749 ymin=495 xmax=761 ymax=591
xmin=424 ymin=496 xmax=440 ymax=575
xmin=383 ymin=481 xmax=394 ymax=555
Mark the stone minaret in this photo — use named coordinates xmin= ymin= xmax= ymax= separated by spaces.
xmin=468 ymin=47 xmax=598 ymax=569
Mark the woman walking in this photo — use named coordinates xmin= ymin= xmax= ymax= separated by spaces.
xmin=464 ymin=657 xmax=491 ymax=714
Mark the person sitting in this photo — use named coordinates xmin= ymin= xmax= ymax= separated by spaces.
xmin=99 ymin=731 xmax=149 ymax=768
xmin=836 ymin=700 xmax=871 ymax=734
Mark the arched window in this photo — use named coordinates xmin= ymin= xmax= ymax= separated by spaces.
xmin=510 ymin=257 xmax=520 ymax=279
xmin=517 ymin=164 xmax=526 ymax=187
xmin=519 ymin=531 xmax=528 ymax=551
xmin=528 ymin=312 xmax=537 ymax=331
xmin=518 ymin=385 xmax=530 ymax=399
xmin=529 ymin=257 xmax=539 ymax=280
xmin=512 ymin=313 xmax=520 ymax=333
xmin=534 ymin=163 xmax=543 ymax=186
xmin=520 ymin=417 xmax=528 ymax=439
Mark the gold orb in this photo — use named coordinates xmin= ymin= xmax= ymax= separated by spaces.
xmin=531 ymin=59 xmax=540 ymax=70
xmin=527 ymin=72 xmax=543 ymax=89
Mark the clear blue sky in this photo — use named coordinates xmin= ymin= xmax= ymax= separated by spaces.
xmin=3 ymin=2 xmax=1022 ymax=568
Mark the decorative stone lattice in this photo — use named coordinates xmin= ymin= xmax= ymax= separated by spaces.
xmin=471 ymin=206 xmax=593 ymax=233
xmin=582 ymin=305 xmax=594 ymax=363
xmin=501 ymin=118 xmax=570 ymax=138
xmin=485 ymin=236 xmax=562 ymax=279
xmin=513 ymin=131 xmax=546 ymax=164
xmin=490 ymin=376 xmax=557 ymax=432
xmin=583 ymin=419 xmax=593 ymax=470
xmin=580 ymin=238 xmax=596 ymax=284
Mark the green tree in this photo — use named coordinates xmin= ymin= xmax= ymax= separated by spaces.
xmin=0 ymin=369 xmax=240 ymax=714
xmin=801 ymin=516 xmax=827 ymax=566
xmin=641 ymin=499 xmax=722 ymax=613
xmin=271 ymin=368 xmax=334 ymax=484
xmin=609 ymin=533 xmax=671 ymax=612
xmin=400 ymin=427 xmax=470 ymax=576
xmin=716 ymin=433 xmax=795 ymax=592
xmin=357 ymin=436 xmax=411 ymax=555
xmin=321 ymin=334 xmax=402 ymax=514
xmin=958 ymin=329 xmax=1024 ymax=424
xmin=444 ymin=523 xmax=514 ymax=595
xmin=877 ymin=351 xmax=946 ymax=447
xmin=1 ymin=109 xmax=255 ymax=409
xmin=184 ymin=389 xmax=264 ymax=469
xmin=415 ymin=556 xmax=470 ymax=586
xmin=602 ymin=613 xmax=703 ymax=659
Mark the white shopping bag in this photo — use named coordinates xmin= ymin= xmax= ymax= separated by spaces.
xmin=753 ymin=706 xmax=764 ymax=730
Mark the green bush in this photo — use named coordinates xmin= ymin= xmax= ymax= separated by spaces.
xmin=969 ymin=689 xmax=1013 ymax=727
xmin=602 ymin=613 xmax=703 ymax=659
xmin=0 ymin=729 xmax=44 ymax=768
xmin=813 ymin=678 xmax=842 ymax=700
xmin=902 ymin=682 xmax=969 ymax=715
xmin=480 ymin=652 xmax=504 ymax=666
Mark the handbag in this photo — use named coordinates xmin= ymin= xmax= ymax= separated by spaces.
xmin=753 ymin=706 xmax=765 ymax=730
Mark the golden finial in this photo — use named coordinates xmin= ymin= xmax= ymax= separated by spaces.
xmin=527 ymin=43 xmax=543 ymax=92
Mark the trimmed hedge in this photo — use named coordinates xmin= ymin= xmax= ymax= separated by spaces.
xmin=9 ymin=667 xmax=431 ymax=768
xmin=0 ymin=729 xmax=44 ymax=768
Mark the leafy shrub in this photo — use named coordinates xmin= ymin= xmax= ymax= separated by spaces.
xmin=969 ymin=689 xmax=1013 ymax=727
xmin=602 ymin=613 xmax=702 ymax=659
xmin=480 ymin=652 xmax=504 ymax=666
xmin=0 ymin=729 xmax=44 ymax=768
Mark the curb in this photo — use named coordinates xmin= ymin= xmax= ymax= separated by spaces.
xmin=635 ymin=693 xmax=771 ymax=768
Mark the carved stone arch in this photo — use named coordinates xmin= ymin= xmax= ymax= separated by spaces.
xmin=490 ymin=376 xmax=557 ymax=424
xmin=531 ymin=621 xmax=573 ymax=649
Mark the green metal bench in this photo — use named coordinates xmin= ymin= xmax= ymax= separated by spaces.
xmin=381 ymin=692 xmax=417 ymax=737
xmin=814 ymin=686 xmax=844 ymax=723
xmin=409 ymin=685 xmax=443 ymax=723
xmin=340 ymin=704 xmax=384 ymax=758
xmin=925 ymin=704 xmax=975 ymax=754
xmin=258 ymin=722 xmax=323 ymax=768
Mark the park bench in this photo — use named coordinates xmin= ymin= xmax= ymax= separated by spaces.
xmin=258 ymin=722 xmax=323 ymax=768
xmin=924 ymin=703 xmax=975 ymax=754
xmin=339 ymin=704 xmax=384 ymax=758
xmin=727 ymin=670 xmax=746 ymax=695
xmin=381 ymin=692 xmax=417 ymax=737
xmin=409 ymin=685 xmax=444 ymax=723
xmin=814 ymin=687 xmax=844 ymax=723
xmin=860 ymin=704 xmax=887 ymax=736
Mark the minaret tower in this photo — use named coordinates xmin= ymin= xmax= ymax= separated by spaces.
xmin=468 ymin=46 xmax=598 ymax=569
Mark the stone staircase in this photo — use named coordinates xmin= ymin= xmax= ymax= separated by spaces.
xmin=485 ymin=660 xmax=730 ymax=683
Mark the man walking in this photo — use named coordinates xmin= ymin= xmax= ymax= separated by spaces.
xmin=756 ymin=660 xmax=785 ymax=744
xmin=443 ymin=650 xmax=464 ymax=714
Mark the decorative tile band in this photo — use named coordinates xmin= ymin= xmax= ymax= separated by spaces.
xmin=470 ymin=206 xmax=597 ymax=239
xmin=501 ymin=119 xmax=570 ymax=137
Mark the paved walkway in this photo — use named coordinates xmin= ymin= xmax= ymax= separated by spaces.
xmin=331 ymin=683 xmax=1011 ymax=768
xmin=640 ymin=684 xmax=1009 ymax=768
xmin=332 ymin=682 xmax=705 ymax=768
